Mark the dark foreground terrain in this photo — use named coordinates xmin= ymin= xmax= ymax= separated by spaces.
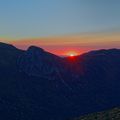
xmin=71 ymin=107 xmax=120 ymax=120
xmin=0 ymin=42 xmax=120 ymax=120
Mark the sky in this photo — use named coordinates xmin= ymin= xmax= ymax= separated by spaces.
xmin=0 ymin=0 xmax=120 ymax=56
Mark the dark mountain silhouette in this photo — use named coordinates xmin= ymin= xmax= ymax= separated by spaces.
xmin=0 ymin=42 xmax=120 ymax=120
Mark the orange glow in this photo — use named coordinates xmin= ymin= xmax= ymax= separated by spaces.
xmin=5 ymin=32 xmax=120 ymax=56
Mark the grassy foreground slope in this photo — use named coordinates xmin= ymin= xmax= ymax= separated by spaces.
xmin=71 ymin=108 xmax=120 ymax=120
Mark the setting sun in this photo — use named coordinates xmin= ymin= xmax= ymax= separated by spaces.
xmin=69 ymin=54 xmax=75 ymax=57
xmin=66 ymin=51 xmax=78 ymax=57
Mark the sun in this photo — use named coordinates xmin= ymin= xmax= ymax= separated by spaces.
xmin=66 ymin=51 xmax=78 ymax=57
xmin=69 ymin=53 xmax=75 ymax=57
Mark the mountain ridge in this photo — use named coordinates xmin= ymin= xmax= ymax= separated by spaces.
xmin=0 ymin=42 xmax=120 ymax=120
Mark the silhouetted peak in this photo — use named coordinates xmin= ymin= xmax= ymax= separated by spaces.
xmin=26 ymin=45 xmax=60 ymax=59
xmin=81 ymin=48 xmax=120 ymax=57
xmin=0 ymin=42 xmax=17 ymax=50
xmin=89 ymin=48 xmax=120 ymax=54
xmin=27 ymin=45 xmax=44 ymax=52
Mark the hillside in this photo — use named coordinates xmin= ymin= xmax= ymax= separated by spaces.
xmin=0 ymin=42 xmax=120 ymax=120
xmin=71 ymin=107 xmax=120 ymax=120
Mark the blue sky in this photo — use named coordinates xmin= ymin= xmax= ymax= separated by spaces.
xmin=0 ymin=0 xmax=120 ymax=39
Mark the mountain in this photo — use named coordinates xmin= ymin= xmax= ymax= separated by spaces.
xmin=70 ymin=107 xmax=120 ymax=120
xmin=0 ymin=42 xmax=120 ymax=120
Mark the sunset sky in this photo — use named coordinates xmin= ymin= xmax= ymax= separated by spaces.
xmin=0 ymin=0 xmax=120 ymax=56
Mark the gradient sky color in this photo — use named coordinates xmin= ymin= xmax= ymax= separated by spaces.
xmin=0 ymin=0 xmax=120 ymax=55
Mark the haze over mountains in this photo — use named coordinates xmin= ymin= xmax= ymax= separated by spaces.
xmin=0 ymin=42 xmax=120 ymax=120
